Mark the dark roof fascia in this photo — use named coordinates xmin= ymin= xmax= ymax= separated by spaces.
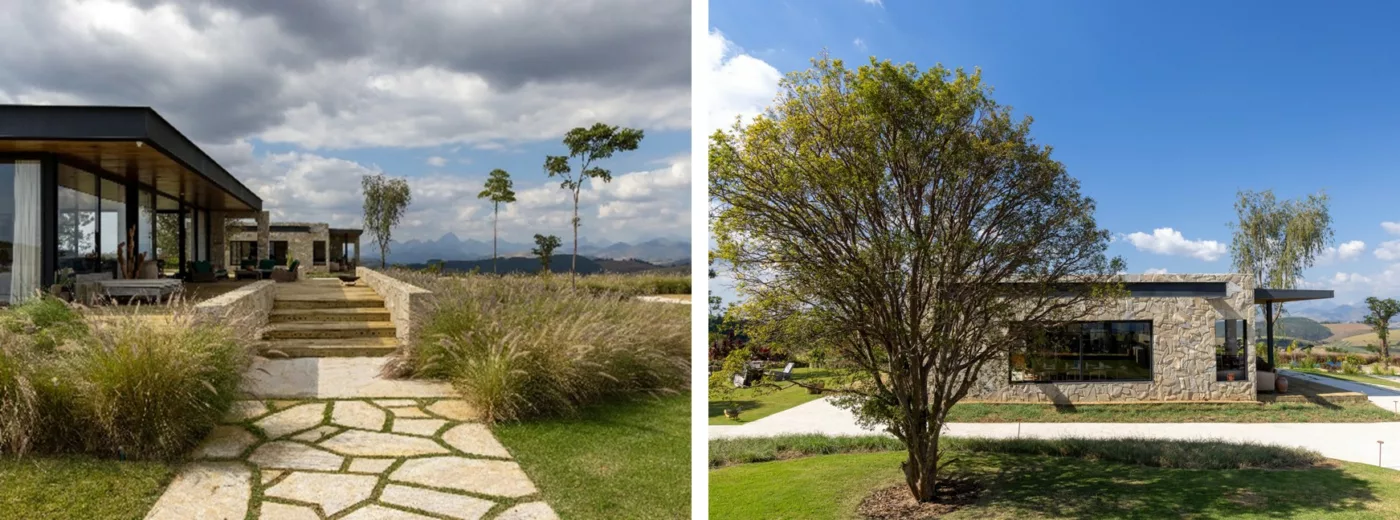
xmin=0 ymin=105 xmax=261 ymax=210
xmin=1253 ymin=288 xmax=1334 ymax=303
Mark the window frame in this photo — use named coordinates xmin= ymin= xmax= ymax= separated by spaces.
xmin=1008 ymin=319 xmax=1154 ymax=384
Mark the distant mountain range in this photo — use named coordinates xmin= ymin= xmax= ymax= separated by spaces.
xmin=400 ymin=255 xmax=690 ymax=275
xmin=1282 ymin=302 xmax=1368 ymax=323
xmin=365 ymin=233 xmax=690 ymax=265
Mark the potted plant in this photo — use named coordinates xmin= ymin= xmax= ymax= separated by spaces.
xmin=1226 ymin=372 xmax=1236 ymax=382
xmin=723 ymin=407 xmax=741 ymax=420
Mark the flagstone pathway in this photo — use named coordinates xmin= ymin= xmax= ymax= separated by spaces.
xmin=145 ymin=398 xmax=557 ymax=520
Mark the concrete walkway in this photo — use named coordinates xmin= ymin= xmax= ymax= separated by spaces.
xmin=710 ymin=397 xmax=1400 ymax=470
xmin=1281 ymin=369 xmax=1400 ymax=413
xmin=146 ymin=398 xmax=557 ymax=520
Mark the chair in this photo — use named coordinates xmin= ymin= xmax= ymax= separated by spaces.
xmin=772 ymin=362 xmax=796 ymax=381
xmin=257 ymin=258 xmax=278 ymax=279
xmin=186 ymin=260 xmax=227 ymax=283
xmin=271 ymin=259 xmax=301 ymax=283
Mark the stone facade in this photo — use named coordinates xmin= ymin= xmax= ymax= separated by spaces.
xmin=356 ymin=267 xmax=433 ymax=347
xmin=967 ymin=273 xmax=1257 ymax=403
xmin=229 ymin=221 xmax=333 ymax=274
xmin=193 ymin=280 xmax=277 ymax=342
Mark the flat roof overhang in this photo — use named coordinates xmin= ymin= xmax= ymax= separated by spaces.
xmin=1254 ymin=288 xmax=1334 ymax=303
xmin=330 ymin=228 xmax=363 ymax=237
xmin=0 ymin=105 xmax=261 ymax=211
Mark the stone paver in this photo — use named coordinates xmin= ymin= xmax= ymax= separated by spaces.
xmin=291 ymin=425 xmax=341 ymax=442
xmin=391 ymin=456 xmax=538 ymax=498
xmin=264 ymin=472 xmax=378 ymax=516
xmin=255 ymin=402 xmax=328 ymax=438
xmin=321 ymin=429 xmax=450 ymax=456
xmin=495 ymin=502 xmax=560 ymax=520
xmin=144 ymin=462 xmax=251 ymax=520
xmin=258 ymin=502 xmax=320 ymax=520
xmin=242 ymin=357 xmax=455 ymax=399
xmin=379 ymin=484 xmax=495 ymax=520
xmin=375 ymin=399 xmax=419 ymax=407
xmin=193 ymin=425 xmax=258 ymax=459
xmin=426 ymin=399 xmax=481 ymax=421
xmin=391 ymin=407 xmax=430 ymax=418
xmin=340 ymin=505 xmax=439 ymax=520
xmin=222 ymin=400 xmax=270 ymax=422
xmin=149 ymin=398 xmax=551 ymax=519
xmin=347 ymin=458 xmax=396 ymax=474
xmin=333 ymin=400 xmax=388 ymax=430
xmin=441 ymin=423 xmax=512 ymax=458
xmin=247 ymin=441 xmax=345 ymax=471
xmin=392 ymin=418 xmax=447 ymax=436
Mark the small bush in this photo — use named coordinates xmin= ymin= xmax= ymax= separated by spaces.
xmin=0 ymin=331 xmax=41 ymax=454
xmin=398 ymin=270 xmax=689 ymax=422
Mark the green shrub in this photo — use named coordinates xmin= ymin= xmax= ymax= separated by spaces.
xmin=395 ymin=270 xmax=689 ymax=422
xmin=954 ymin=437 xmax=1323 ymax=470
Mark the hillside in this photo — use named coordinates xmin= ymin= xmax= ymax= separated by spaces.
xmin=1328 ymin=328 xmax=1400 ymax=347
xmin=404 ymin=255 xmax=689 ymax=275
xmin=1216 ymin=316 xmax=1331 ymax=342
xmin=1322 ymin=323 xmax=1373 ymax=342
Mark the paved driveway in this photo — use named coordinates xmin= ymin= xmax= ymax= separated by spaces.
xmin=710 ymin=396 xmax=1400 ymax=470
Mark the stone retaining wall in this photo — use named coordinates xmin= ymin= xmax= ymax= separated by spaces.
xmin=193 ymin=280 xmax=277 ymax=341
xmin=966 ymin=273 xmax=1257 ymax=403
xmin=356 ymin=267 xmax=433 ymax=346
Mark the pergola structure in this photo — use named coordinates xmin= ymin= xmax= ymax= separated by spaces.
xmin=1254 ymin=288 xmax=1335 ymax=365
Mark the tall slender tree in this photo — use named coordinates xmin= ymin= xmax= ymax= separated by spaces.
xmin=712 ymin=57 xmax=1122 ymax=503
xmin=1229 ymin=189 xmax=1333 ymax=365
xmin=1365 ymin=297 xmax=1400 ymax=367
xmin=477 ymin=169 xmax=516 ymax=274
xmin=544 ymin=123 xmax=644 ymax=288
xmin=361 ymin=174 xmax=413 ymax=269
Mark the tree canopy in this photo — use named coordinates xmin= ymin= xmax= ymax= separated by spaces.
xmin=710 ymin=56 xmax=1122 ymax=502
xmin=544 ymin=122 xmax=644 ymax=287
xmin=361 ymin=174 xmax=412 ymax=269
xmin=477 ymin=169 xmax=517 ymax=274
xmin=1228 ymin=189 xmax=1332 ymax=362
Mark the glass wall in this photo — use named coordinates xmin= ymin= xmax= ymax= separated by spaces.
xmin=137 ymin=189 xmax=155 ymax=260
xmin=1010 ymin=321 xmax=1153 ymax=382
xmin=99 ymin=177 xmax=127 ymax=266
xmin=56 ymin=164 xmax=100 ymax=274
xmin=1 ymin=161 xmax=43 ymax=304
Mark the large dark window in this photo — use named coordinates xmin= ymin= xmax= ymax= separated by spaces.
xmin=1010 ymin=321 xmax=1153 ymax=383
xmin=56 ymin=165 xmax=100 ymax=274
xmin=313 ymin=240 xmax=327 ymax=265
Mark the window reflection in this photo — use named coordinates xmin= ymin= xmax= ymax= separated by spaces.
xmin=1010 ymin=321 xmax=1153 ymax=382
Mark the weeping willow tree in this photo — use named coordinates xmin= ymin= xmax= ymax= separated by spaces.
xmin=1228 ymin=190 xmax=1333 ymax=365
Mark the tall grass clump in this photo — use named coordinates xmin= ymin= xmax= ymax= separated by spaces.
xmin=0 ymin=297 xmax=250 ymax=459
xmin=392 ymin=269 xmax=690 ymax=422
xmin=578 ymin=272 xmax=691 ymax=296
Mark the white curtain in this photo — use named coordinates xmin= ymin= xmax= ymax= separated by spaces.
xmin=10 ymin=161 xmax=42 ymax=304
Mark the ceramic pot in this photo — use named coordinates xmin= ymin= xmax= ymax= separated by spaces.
xmin=1276 ymin=376 xmax=1289 ymax=394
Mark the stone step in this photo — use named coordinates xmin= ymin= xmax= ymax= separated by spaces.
xmin=262 ymin=321 xmax=398 ymax=340
xmin=268 ymin=308 xmax=392 ymax=323
xmin=255 ymin=337 xmax=399 ymax=358
xmin=273 ymin=298 xmax=386 ymax=310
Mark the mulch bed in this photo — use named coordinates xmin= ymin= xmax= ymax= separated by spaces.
xmin=856 ymin=477 xmax=983 ymax=519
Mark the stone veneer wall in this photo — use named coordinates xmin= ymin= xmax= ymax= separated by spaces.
xmin=193 ymin=280 xmax=277 ymax=342
xmin=356 ymin=267 xmax=433 ymax=346
xmin=230 ymin=222 xmax=333 ymax=274
xmin=966 ymin=273 xmax=1257 ymax=403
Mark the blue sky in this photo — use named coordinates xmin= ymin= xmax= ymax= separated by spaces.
xmin=708 ymin=0 xmax=1400 ymax=308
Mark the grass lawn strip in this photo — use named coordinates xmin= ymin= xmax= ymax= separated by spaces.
xmin=708 ymin=367 xmax=838 ymax=424
xmin=140 ymin=397 xmax=555 ymax=520
xmin=710 ymin=436 xmax=1400 ymax=519
xmin=945 ymin=401 xmax=1398 ymax=423
xmin=493 ymin=395 xmax=690 ymax=520
xmin=0 ymin=456 xmax=177 ymax=520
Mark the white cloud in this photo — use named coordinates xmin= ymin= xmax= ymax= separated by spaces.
xmin=853 ymin=38 xmax=867 ymax=50
xmin=1384 ymin=222 xmax=1400 ymax=235
xmin=426 ymin=156 xmax=447 ymax=167
xmin=1122 ymin=228 xmax=1227 ymax=261
xmin=1376 ymin=240 xmax=1400 ymax=261
xmin=862 ymin=0 xmax=884 ymax=6
xmin=1144 ymin=268 xmax=1169 ymax=274
xmin=1317 ymin=240 xmax=1367 ymax=265
xmin=704 ymin=29 xmax=783 ymax=136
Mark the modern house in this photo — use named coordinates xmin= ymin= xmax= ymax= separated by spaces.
xmin=968 ymin=273 xmax=1331 ymax=403
xmin=225 ymin=217 xmax=362 ymax=274
xmin=0 ymin=105 xmax=266 ymax=304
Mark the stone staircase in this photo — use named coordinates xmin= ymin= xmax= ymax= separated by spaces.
xmin=258 ymin=283 xmax=399 ymax=358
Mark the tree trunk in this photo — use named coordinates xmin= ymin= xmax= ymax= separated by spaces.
xmin=380 ymin=242 xmax=387 ymax=269
xmin=492 ymin=203 xmax=498 ymax=275
xmin=1383 ymin=337 xmax=1390 ymax=367
xmin=901 ymin=419 xmax=941 ymax=502
xmin=571 ymin=190 xmax=579 ymax=290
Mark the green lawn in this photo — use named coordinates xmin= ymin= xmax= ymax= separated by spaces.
xmin=0 ymin=456 xmax=176 ymax=520
xmin=493 ymin=395 xmax=689 ymax=519
xmin=711 ymin=449 xmax=1400 ymax=519
xmin=1291 ymin=368 xmax=1400 ymax=390
xmin=709 ymin=367 xmax=835 ymax=424
xmin=946 ymin=401 xmax=1398 ymax=423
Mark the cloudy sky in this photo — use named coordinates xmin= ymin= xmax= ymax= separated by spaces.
xmin=709 ymin=0 xmax=1400 ymax=308
xmin=0 ymin=0 xmax=691 ymax=244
